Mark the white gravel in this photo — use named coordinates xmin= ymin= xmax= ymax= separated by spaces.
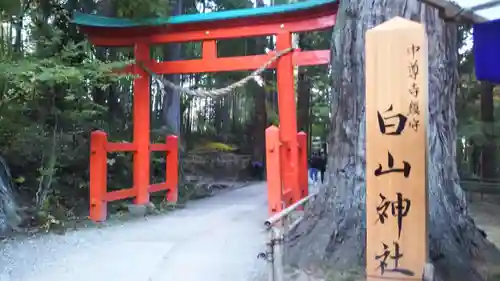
xmin=0 ymin=183 xmax=269 ymax=281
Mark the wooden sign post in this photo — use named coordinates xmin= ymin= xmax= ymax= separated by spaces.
xmin=365 ymin=17 xmax=429 ymax=281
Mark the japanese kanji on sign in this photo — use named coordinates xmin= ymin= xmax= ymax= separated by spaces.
xmin=365 ymin=17 xmax=429 ymax=281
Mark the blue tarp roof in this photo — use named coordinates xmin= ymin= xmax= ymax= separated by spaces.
xmin=474 ymin=18 xmax=500 ymax=84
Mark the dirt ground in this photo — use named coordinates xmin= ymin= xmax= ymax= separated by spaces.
xmin=469 ymin=193 xmax=500 ymax=248
xmin=468 ymin=193 xmax=500 ymax=280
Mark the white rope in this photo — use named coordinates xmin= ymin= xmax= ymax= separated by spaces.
xmin=140 ymin=47 xmax=295 ymax=98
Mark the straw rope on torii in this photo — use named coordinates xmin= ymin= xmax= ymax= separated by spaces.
xmin=139 ymin=47 xmax=295 ymax=98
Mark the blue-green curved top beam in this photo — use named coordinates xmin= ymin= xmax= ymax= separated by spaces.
xmin=72 ymin=0 xmax=337 ymax=28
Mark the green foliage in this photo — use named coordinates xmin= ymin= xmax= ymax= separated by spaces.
xmin=0 ymin=0 xmax=139 ymax=229
xmin=309 ymin=69 xmax=330 ymax=141
xmin=0 ymin=0 xmax=334 ymax=231
xmin=0 ymin=44 xmax=128 ymax=89
xmin=202 ymin=142 xmax=238 ymax=151
xmin=114 ymin=0 xmax=172 ymax=18
xmin=455 ymin=25 xmax=500 ymax=178
xmin=266 ymin=102 xmax=279 ymax=126
xmin=0 ymin=1 xmax=21 ymax=19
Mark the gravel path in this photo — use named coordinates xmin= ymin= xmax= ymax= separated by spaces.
xmin=0 ymin=183 xmax=269 ymax=281
xmin=470 ymin=193 xmax=500 ymax=247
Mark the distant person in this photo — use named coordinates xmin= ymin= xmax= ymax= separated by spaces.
xmin=251 ymin=160 xmax=264 ymax=180
xmin=319 ymin=151 xmax=327 ymax=183
xmin=309 ymin=152 xmax=321 ymax=184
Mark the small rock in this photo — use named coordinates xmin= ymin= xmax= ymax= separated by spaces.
xmin=127 ymin=202 xmax=156 ymax=216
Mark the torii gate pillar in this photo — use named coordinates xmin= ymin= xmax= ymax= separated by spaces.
xmin=276 ymin=32 xmax=301 ymax=208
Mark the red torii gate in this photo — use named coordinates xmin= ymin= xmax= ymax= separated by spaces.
xmin=73 ymin=0 xmax=338 ymax=221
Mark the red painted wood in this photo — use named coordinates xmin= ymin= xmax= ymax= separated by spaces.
xmin=83 ymin=12 xmax=336 ymax=46
xmin=202 ymin=40 xmax=217 ymax=59
xmin=133 ymin=42 xmax=151 ymax=205
xmin=149 ymin=143 xmax=169 ymax=151
xmin=265 ymin=126 xmax=282 ymax=215
xmin=166 ymin=135 xmax=179 ymax=202
xmin=149 ymin=182 xmax=169 ymax=193
xmin=106 ymin=188 xmax=136 ymax=202
xmin=282 ymin=189 xmax=293 ymax=205
xmin=106 ymin=142 xmax=136 ymax=152
xmin=117 ymin=50 xmax=329 ymax=75
xmin=276 ymin=32 xmax=301 ymax=206
xmin=297 ymin=131 xmax=308 ymax=198
xmin=293 ymin=50 xmax=330 ymax=67
xmin=89 ymin=131 xmax=108 ymax=222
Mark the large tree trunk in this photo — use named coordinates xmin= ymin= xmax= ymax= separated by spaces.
xmin=297 ymin=69 xmax=311 ymax=133
xmin=287 ymin=1 xmax=500 ymax=280
xmin=248 ymin=0 xmax=268 ymax=164
xmin=163 ymin=0 xmax=183 ymax=136
xmin=297 ymin=34 xmax=311 ymax=136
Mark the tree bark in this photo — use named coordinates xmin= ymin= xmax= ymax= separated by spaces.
xmin=297 ymin=69 xmax=311 ymax=134
xmin=297 ymin=34 xmax=311 ymax=136
xmin=286 ymin=1 xmax=500 ymax=280
xmin=163 ymin=0 xmax=183 ymax=136
xmin=249 ymin=0 xmax=268 ymax=164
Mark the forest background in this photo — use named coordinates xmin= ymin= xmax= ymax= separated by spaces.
xmin=0 ymin=0 xmax=497 ymax=232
